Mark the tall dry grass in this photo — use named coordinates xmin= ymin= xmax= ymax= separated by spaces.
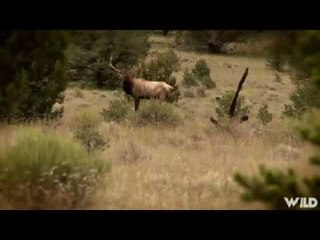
xmin=0 ymin=35 xmax=315 ymax=209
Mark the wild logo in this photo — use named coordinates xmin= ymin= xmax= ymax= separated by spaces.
xmin=284 ymin=197 xmax=318 ymax=209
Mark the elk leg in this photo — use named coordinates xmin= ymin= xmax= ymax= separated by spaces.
xmin=134 ymin=97 xmax=140 ymax=112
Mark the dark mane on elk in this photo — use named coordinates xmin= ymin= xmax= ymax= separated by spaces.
xmin=210 ymin=67 xmax=249 ymax=126
xmin=108 ymin=55 xmax=174 ymax=111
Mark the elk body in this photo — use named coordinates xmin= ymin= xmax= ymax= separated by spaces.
xmin=109 ymin=56 xmax=174 ymax=111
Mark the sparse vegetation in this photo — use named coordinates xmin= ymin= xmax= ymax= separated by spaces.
xmin=215 ymin=90 xmax=251 ymax=118
xmin=182 ymin=69 xmax=199 ymax=87
xmin=73 ymin=109 xmax=109 ymax=153
xmin=100 ymin=91 xmax=132 ymax=122
xmin=273 ymin=73 xmax=282 ymax=83
xmin=182 ymin=59 xmax=216 ymax=89
xmin=0 ymin=30 xmax=317 ymax=210
xmin=282 ymin=81 xmax=320 ymax=118
xmin=234 ymin=30 xmax=320 ymax=210
xmin=0 ymin=127 xmax=110 ymax=209
xmin=183 ymin=89 xmax=195 ymax=98
xmin=74 ymin=88 xmax=84 ymax=98
xmin=132 ymin=100 xmax=182 ymax=127
xmin=257 ymin=103 xmax=273 ymax=125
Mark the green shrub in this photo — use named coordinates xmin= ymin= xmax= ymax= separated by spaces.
xmin=234 ymin=166 xmax=299 ymax=209
xmin=282 ymin=81 xmax=320 ymax=119
xmin=141 ymin=50 xmax=181 ymax=103
xmin=0 ymin=127 xmax=110 ymax=209
xmin=182 ymin=70 xmax=199 ymax=87
xmin=132 ymin=100 xmax=182 ymax=127
xmin=215 ymin=90 xmax=251 ymax=118
xmin=192 ymin=59 xmax=211 ymax=77
xmin=199 ymin=75 xmax=216 ymax=89
xmin=266 ymin=54 xmax=285 ymax=72
xmin=100 ymin=91 xmax=132 ymax=122
xmin=73 ymin=109 xmax=109 ymax=153
xmin=257 ymin=103 xmax=273 ymax=125
xmin=182 ymin=59 xmax=216 ymax=89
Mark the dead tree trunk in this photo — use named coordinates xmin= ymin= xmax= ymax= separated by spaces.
xmin=228 ymin=67 xmax=249 ymax=118
xmin=210 ymin=67 xmax=249 ymax=126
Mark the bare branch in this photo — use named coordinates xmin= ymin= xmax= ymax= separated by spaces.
xmin=210 ymin=116 xmax=219 ymax=126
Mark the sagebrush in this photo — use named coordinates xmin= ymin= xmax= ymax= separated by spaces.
xmin=0 ymin=127 xmax=110 ymax=209
xmin=257 ymin=103 xmax=273 ymax=125
xmin=73 ymin=109 xmax=109 ymax=153
xmin=131 ymin=100 xmax=182 ymax=127
xmin=100 ymin=91 xmax=132 ymax=122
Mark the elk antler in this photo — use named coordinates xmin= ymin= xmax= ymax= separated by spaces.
xmin=109 ymin=55 xmax=124 ymax=76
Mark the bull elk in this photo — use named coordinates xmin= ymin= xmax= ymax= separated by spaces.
xmin=108 ymin=56 xmax=174 ymax=111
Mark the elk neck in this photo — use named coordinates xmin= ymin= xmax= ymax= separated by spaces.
xmin=123 ymin=75 xmax=134 ymax=96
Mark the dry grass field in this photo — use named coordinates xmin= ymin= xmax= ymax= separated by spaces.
xmin=0 ymin=35 xmax=316 ymax=209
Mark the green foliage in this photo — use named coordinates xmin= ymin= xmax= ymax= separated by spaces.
xmin=182 ymin=70 xmax=199 ymax=87
xmin=73 ymin=109 xmax=109 ymax=153
xmin=182 ymin=59 xmax=216 ymax=89
xmin=270 ymin=31 xmax=320 ymax=118
xmin=234 ymin=31 xmax=320 ymax=210
xmin=141 ymin=50 xmax=181 ymax=102
xmin=199 ymin=75 xmax=216 ymax=89
xmin=132 ymin=100 xmax=182 ymax=127
xmin=215 ymin=90 xmax=250 ymax=118
xmin=282 ymin=81 xmax=320 ymax=118
xmin=234 ymin=167 xmax=301 ymax=209
xmin=266 ymin=54 xmax=285 ymax=72
xmin=67 ymin=30 xmax=151 ymax=89
xmin=257 ymin=103 xmax=273 ymax=125
xmin=0 ymin=31 xmax=69 ymax=121
xmin=100 ymin=91 xmax=132 ymax=122
xmin=0 ymin=127 xmax=110 ymax=209
xmin=234 ymin=122 xmax=320 ymax=210
xmin=192 ymin=59 xmax=210 ymax=77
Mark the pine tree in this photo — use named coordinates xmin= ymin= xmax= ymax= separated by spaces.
xmin=67 ymin=30 xmax=151 ymax=89
xmin=0 ymin=31 xmax=68 ymax=121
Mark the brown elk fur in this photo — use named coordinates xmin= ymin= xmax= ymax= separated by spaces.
xmin=109 ymin=56 xmax=174 ymax=111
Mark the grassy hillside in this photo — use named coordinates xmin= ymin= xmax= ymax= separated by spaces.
xmin=0 ymin=34 xmax=314 ymax=209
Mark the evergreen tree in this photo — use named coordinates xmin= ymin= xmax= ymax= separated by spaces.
xmin=0 ymin=31 xmax=68 ymax=121
xmin=67 ymin=30 xmax=151 ymax=89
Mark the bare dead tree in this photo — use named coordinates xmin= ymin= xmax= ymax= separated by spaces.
xmin=229 ymin=67 xmax=249 ymax=118
xmin=210 ymin=67 xmax=249 ymax=126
